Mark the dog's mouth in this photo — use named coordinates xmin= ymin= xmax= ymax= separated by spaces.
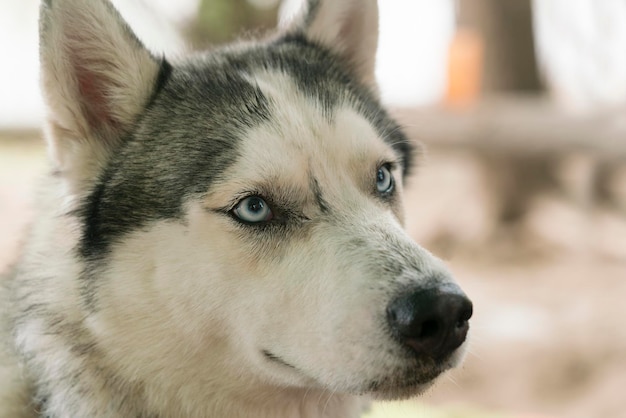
xmin=364 ymin=363 xmax=446 ymax=400
xmin=262 ymin=347 xmax=458 ymax=400
xmin=262 ymin=350 xmax=297 ymax=370
xmin=367 ymin=377 xmax=436 ymax=400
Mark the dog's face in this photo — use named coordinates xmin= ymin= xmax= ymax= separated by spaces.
xmin=40 ymin=0 xmax=471 ymax=402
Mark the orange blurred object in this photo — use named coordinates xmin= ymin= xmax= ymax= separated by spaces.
xmin=445 ymin=28 xmax=484 ymax=107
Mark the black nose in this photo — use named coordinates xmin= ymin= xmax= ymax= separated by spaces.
xmin=386 ymin=285 xmax=473 ymax=360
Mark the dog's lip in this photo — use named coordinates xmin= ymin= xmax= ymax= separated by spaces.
xmin=363 ymin=364 xmax=444 ymax=399
xmin=364 ymin=349 xmax=462 ymax=399
xmin=261 ymin=347 xmax=461 ymax=398
xmin=367 ymin=378 xmax=435 ymax=400
xmin=262 ymin=350 xmax=297 ymax=370
xmin=262 ymin=349 xmax=328 ymax=388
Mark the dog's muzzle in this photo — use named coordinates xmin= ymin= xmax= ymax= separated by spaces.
xmin=386 ymin=284 xmax=473 ymax=361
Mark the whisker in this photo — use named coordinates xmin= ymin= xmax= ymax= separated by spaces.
xmin=321 ymin=388 xmax=337 ymax=415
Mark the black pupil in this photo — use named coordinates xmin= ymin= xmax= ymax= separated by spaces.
xmin=248 ymin=198 xmax=264 ymax=213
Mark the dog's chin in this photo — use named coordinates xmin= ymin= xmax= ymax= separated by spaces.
xmin=368 ymin=379 xmax=435 ymax=401
xmin=358 ymin=346 xmax=468 ymax=401
xmin=261 ymin=344 xmax=467 ymax=400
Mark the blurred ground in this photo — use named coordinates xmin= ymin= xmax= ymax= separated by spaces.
xmin=1 ymin=132 xmax=625 ymax=418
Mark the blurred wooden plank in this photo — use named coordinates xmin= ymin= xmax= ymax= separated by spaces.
xmin=0 ymin=129 xmax=41 ymax=143
xmin=393 ymin=96 xmax=626 ymax=157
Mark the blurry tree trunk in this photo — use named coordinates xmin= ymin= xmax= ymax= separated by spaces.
xmin=458 ymin=0 xmax=550 ymax=227
xmin=188 ymin=0 xmax=279 ymax=48
xmin=459 ymin=0 xmax=542 ymax=93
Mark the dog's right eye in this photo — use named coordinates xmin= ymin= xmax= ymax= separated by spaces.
xmin=231 ymin=196 xmax=274 ymax=224
xmin=376 ymin=164 xmax=394 ymax=195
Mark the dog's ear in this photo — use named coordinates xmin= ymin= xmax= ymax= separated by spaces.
xmin=280 ymin=0 xmax=379 ymax=88
xmin=39 ymin=0 xmax=162 ymax=187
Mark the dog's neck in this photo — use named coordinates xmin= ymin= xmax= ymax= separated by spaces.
xmin=135 ymin=379 xmax=371 ymax=418
xmin=186 ymin=389 xmax=371 ymax=418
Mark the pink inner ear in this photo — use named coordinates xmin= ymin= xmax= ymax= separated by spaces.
xmin=75 ymin=60 xmax=120 ymax=134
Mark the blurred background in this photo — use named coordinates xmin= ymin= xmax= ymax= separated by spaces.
xmin=1 ymin=1 xmax=625 ymax=417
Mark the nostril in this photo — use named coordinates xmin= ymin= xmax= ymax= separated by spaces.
xmin=456 ymin=300 xmax=473 ymax=328
xmin=461 ymin=301 xmax=473 ymax=321
xmin=419 ymin=319 xmax=440 ymax=340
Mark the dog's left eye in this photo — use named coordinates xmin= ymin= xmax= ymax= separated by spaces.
xmin=232 ymin=196 xmax=273 ymax=224
xmin=376 ymin=165 xmax=394 ymax=194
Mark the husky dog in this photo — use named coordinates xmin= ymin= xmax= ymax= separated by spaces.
xmin=0 ymin=0 xmax=473 ymax=417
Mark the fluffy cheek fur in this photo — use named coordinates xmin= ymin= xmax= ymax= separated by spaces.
xmin=88 ymin=200 xmax=451 ymax=395
xmin=84 ymin=207 xmax=261 ymax=380
xmin=248 ymin=216 xmax=453 ymax=392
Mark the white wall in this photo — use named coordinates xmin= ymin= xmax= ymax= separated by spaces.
xmin=0 ymin=0 xmax=42 ymax=129
xmin=376 ymin=0 xmax=455 ymax=106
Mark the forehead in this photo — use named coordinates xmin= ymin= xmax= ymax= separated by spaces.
xmin=235 ymin=70 xmax=398 ymax=179
xmin=202 ymin=70 xmax=409 ymax=225
xmin=172 ymin=35 xmax=413 ymax=173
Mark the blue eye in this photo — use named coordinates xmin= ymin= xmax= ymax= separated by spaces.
xmin=376 ymin=165 xmax=394 ymax=194
xmin=232 ymin=196 xmax=273 ymax=224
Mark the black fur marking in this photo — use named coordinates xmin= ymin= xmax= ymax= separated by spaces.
xmin=78 ymin=64 xmax=271 ymax=262
xmin=147 ymin=57 xmax=173 ymax=106
xmin=309 ymin=174 xmax=330 ymax=213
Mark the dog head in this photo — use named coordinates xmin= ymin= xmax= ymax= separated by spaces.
xmin=40 ymin=0 xmax=472 ymax=403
